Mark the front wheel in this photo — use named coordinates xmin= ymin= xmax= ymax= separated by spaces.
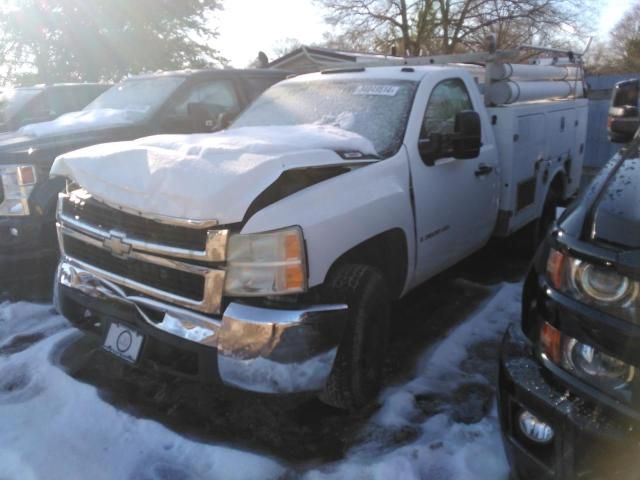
xmin=320 ymin=264 xmax=391 ymax=410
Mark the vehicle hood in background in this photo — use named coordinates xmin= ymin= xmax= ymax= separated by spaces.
xmin=19 ymin=108 xmax=143 ymax=138
xmin=591 ymin=156 xmax=640 ymax=249
xmin=51 ymin=125 xmax=377 ymax=224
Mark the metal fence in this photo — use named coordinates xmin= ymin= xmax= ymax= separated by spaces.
xmin=584 ymin=73 xmax=640 ymax=170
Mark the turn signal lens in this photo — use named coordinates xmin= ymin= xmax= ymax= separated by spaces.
xmin=546 ymin=248 xmax=565 ymax=289
xmin=540 ymin=322 xmax=562 ymax=363
xmin=284 ymin=231 xmax=302 ymax=260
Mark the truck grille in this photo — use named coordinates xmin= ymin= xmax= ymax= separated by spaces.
xmin=64 ymin=235 xmax=205 ymax=301
xmin=57 ymin=190 xmax=226 ymax=314
xmin=62 ymin=195 xmax=209 ymax=251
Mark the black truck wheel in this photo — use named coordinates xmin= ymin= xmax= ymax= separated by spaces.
xmin=514 ymin=187 xmax=561 ymax=258
xmin=320 ymin=264 xmax=391 ymax=410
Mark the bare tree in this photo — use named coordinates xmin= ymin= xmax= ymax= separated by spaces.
xmin=316 ymin=0 xmax=597 ymax=55
xmin=609 ymin=1 xmax=640 ymax=72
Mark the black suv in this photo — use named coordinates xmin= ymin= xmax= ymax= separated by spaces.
xmin=0 ymin=83 xmax=109 ymax=133
xmin=498 ymin=79 xmax=640 ymax=479
xmin=0 ymin=68 xmax=288 ymax=294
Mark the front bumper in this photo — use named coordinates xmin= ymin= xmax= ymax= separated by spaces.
xmin=499 ymin=325 xmax=640 ymax=480
xmin=0 ymin=214 xmax=58 ymax=283
xmin=57 ymin=258 xmax=347 ymax=394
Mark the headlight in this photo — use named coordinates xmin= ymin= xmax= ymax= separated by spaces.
xmin=540 ymin=322 xmax=635 ymax=397
xmin=546 ymin=248 xmax=639 ymax=324
xmin=0 ymin=165 xmax=37 ymax=216
xmin=224 ymin=226 xmax=307 ymax=297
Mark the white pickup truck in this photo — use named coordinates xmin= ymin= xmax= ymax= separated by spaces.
xmin=52 ymin=49 xmax=588 ymax=409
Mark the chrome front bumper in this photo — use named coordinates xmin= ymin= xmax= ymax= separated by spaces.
xmin=57 ymin=259 xmax=348 ymax=393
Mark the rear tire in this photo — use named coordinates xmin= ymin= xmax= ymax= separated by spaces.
xmin=320 ymin=264 xmax=391 ymax=410
xmin=514 ymin=187 xmax=561 ymax=258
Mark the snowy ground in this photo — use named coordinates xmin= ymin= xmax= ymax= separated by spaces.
xmin=0 ymin=247 xmax=524 ymax=480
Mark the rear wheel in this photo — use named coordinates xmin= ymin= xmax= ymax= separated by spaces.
xmin=514 ymin=187 xmax=561 ymax=258
xmin=320 ymin=264 xmax=391 ymax=410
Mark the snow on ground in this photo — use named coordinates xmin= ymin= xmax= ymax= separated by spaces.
xmin=0 ymin=282 xmax=520 ymax=480
xmin=303 ymin=282 xmax=519 ymax=480
xmin=0 ymin=302 xmax=287 ymax=480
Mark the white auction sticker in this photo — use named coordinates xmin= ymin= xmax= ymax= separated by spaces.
xmin=354 ymin=85 xmax=400 ymax=96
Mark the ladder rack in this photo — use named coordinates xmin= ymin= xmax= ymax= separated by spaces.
xmin=290 ymin=39 xmax=587 ymax=107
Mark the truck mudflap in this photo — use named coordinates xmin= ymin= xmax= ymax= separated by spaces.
xmin=57 ymin=258 xmax=348 ymax=394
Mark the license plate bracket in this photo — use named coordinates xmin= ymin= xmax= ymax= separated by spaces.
xmin=103 ymin=322 xmax=144 ymax=364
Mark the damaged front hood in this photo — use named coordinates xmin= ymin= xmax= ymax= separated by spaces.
xmin=51 ymin=125 xmax=377 ymax=224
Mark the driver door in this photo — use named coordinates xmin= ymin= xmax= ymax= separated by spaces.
xmin=408 ymin=77 xmax=499 ymax=283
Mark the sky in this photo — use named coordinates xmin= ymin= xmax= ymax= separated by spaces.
xmin=217 ymin=0 xmax=638 ymax=68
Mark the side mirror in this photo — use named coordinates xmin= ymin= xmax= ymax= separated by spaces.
xmin=214 ymin=111 xmax=234 ymax=132
xmin=187 ymin=102 xmax=225 ymax=133
xmin=608 ymin=79 xmax=639 ymax=144
xmin=452 ymin=110 xmax=481 ymax=159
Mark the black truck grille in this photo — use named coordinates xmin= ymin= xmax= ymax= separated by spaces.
xmin=63 ymin=235 xmax=205 ymax=301
xmin=62 ymin=196 xmax=209 ymax=251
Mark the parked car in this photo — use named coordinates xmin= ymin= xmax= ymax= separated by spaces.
xmin=53 ymin=51 xmax=588 ymax=409
xmin=0 ymin=68 xmax=289 ymax=294
xmin=0 ymin=83 xmax=109 ymax=133
xmin=608 ymin=78 xmax=639 ymax=143
xmin=499 ymin=79 xmax=640 ymax=479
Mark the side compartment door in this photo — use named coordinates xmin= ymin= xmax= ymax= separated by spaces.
xmin=408 ymin=77 xmax=499 ymax=282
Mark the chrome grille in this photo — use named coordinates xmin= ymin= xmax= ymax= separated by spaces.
xmin=64 ymin=235 xmax=205 ymax=301
xmin=57 ymin=190 xmax=226 ymax=314
xmin=62 ymin=194 xmax=209 ymax=251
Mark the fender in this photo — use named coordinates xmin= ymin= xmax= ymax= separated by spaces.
xmin=242 ymin=149 xmax=416 ymax=295
xmin=29 ymin=176 xmax=66 ymax=217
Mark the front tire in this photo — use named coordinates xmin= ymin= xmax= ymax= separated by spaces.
xmin=320 ymin=264 xmax=391 ymax=410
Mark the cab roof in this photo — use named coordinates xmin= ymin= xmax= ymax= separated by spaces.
xmin=124 ymin=68 xmax=290 ymax=82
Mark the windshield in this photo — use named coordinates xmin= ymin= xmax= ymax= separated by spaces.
xmin=231 ymin=79 xmax=418 ymax=157
xmin=84 ymin=76 xmax=185 ymax=117
xmin=0 ymin=88 xmax=42 ymax=123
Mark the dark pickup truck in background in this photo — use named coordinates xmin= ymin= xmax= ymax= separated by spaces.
xmin=0 ymin=83 xmax=109 ymax=133
xmin=0 ymin=68 xmax=288 ymax=296
xmin=499 ymin=79 xmax=640 ymax=479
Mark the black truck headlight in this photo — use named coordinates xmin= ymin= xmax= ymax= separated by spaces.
xmin=546 ymin=248 xmax=639 ymax=324
xmin=0 ymin=164 xmax=37 ymax=216
xmin=541 ymin=322 xmax=635 ymax=396
xmin=563 ymin=338 xmax=635 ymax=391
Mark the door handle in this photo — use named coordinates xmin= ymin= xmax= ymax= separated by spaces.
xmin=475 ymin=164 xmax=493 ymax=177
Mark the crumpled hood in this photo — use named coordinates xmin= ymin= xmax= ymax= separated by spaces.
xmin=51 ymin=125 xmax=376 ymax=224
xmin=19 ymin=108 xmax=142 ymax=138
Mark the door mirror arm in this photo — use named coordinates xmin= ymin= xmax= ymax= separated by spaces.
xmin=418 ymin=133 xmax=443 ymax=166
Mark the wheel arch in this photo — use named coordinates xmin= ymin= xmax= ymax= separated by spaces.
xmin=324 ymin=228 xmax=409 ymax=300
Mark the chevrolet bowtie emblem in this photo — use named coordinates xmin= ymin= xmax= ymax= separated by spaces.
xmin=103 ymin=232 xmax=132 ymax=258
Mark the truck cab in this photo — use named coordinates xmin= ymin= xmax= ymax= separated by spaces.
xmin=0 ymin=69 xmax=288 ymax=295
xmin=52 ymin=51 xmax=589 ymax=409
